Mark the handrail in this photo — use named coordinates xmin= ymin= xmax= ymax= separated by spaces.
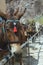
xmin=21 ymin=26 xmax=43 ymax=48
xmin=0 ymin=54 xmax=14 ymax=65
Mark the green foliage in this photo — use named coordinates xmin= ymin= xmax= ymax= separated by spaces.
xmin=34 ymin=16 xmax=43 ymax=24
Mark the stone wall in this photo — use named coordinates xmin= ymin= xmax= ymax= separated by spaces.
xmin=0 ymin=0 xmax=43 ymax=22
xmin=0 ymin=0 xmax=43 ymax=17
xmin=5 ymin=0 xmax=43 ymax=14
xmin=5 ymin=0 xmax=43 ymax=23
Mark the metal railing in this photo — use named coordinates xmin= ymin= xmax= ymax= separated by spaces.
xmin=21 ymin=26 xmax=42 ymax=48
xmin=0 ymin=54 xmax=15 ymax=65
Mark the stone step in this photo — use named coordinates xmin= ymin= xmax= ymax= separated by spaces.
xmin=39 ymin=52 xmax=43 ymax=56
xmin=38 ymin=59 xmax=43 ymax=65
xmin=22 ymin=34 xmax=43 ymax=65
xmin=41 ymin=45 xmax=43 ymax=49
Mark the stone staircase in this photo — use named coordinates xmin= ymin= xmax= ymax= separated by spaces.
xmin=29 ymin=34 xmax=43 ymax=65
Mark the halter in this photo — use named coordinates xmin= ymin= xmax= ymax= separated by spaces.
xmin=6 ymin=20 xmax=19 ymax=24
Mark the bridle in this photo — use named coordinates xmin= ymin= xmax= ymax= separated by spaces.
xmin=2 ymin=20 xmax=21 ymax=44
xmin=1 ymin=20 xmax=26 ymax=44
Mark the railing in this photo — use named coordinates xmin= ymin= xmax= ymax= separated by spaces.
xmin=0 ymin=54 xmax=15 ymax=65
xmin=21 ymin=26 xmax=42 ymax=48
